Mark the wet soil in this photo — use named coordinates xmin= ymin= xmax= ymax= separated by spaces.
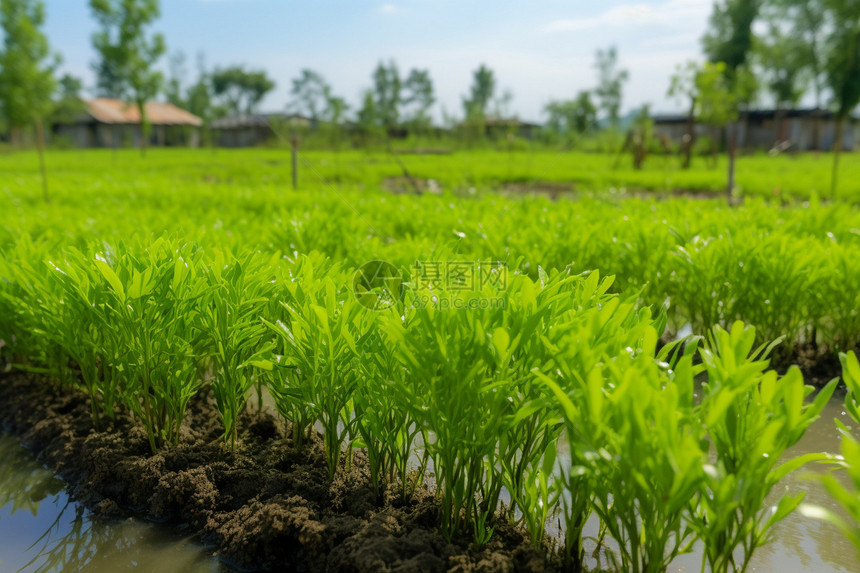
xmin=0 ymin=372 xmax=555 ymax=573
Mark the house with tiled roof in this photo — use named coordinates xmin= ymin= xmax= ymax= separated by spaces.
xmin=52 ymin=98 xmax=203 ymax=148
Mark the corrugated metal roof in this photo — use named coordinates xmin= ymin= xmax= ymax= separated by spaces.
xmin=84 ymin=98 xmax=203 ymax=126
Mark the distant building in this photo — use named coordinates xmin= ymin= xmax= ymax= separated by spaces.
xmin=52 ymin=98 xmax=203 ymax=148
xmin=457 ymin=117 xmax=542 ymax=140
xmin=653 ymin=108 xmax=857 ymax=152
xmin=210 ymin=113 xmax=317 ymax=147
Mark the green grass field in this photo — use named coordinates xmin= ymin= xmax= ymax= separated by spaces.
xmin=1 ymin=147 xmax=859 ymax=571
xmin=2 ymin=146 xmax=859 ymax=200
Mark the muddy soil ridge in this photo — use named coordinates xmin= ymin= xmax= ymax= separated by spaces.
xmin=0 ymin=372 xmax=555 ymax=573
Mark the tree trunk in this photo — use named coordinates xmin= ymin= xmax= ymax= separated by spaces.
xmin=34 ymin=117 xmax=50 ymax=203
xmin=682 ymin=96 xmax=696 ymax=169
xmin=727 ymin=122 xmax=737 ymax=206
xmin=831 ymin=119 xmax=844 ymax=199
xmin=137 ymin=99 xmax=149 ymax=158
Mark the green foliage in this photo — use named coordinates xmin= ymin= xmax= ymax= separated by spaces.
xmin=0 ymin=0 xmax=58 ymax=130
xmin=593 ymin=46 xmax=629 ymax=128
xmin=211 ymin=65 xmax=275 ymax=116
xmin=199 ymin=250 xmax=278 ymax=450
xmin=693 ymin=322 xmax=837 ymax=572
xmin=703 ymin=0 xmax=762 ymax=73
xmin=463 ymin=64 xmax=495 ymax=120
xmin=402 ymin=68 xmax=435 ymax=129
xmin=372 ymin=60 xmax=402 ymax=129
xmin=89 ymin=0 xmax=166 ymax=155
xmin=802 ymin=351 xmax=860 ymax=558
xmin=695 ymin=61 xmax=738 ymax=128
xmin=0 ymin=149 xmax=855 ymax=565
xmin=543 ymin=92 xmax=598 ymax=141
xmin=290 ymin=69 xmax=329 ymax=121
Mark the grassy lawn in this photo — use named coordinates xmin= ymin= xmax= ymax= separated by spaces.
xmin=1 ymin=146 xmax=858 ymax=201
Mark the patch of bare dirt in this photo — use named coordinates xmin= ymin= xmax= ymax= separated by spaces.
xmin=0 ymin=372 xmax=555 ymax=572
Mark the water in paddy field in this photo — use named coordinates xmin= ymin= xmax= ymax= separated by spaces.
xmin=0 ymin=399 xmax=857 ymax=573
xmin=0 ymin=434 xmax=229 ymax=573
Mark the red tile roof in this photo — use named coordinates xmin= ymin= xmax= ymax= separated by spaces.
xmin=85 ymin=98 xmax=202 ymax=126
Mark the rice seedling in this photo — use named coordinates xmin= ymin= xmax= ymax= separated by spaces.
xmin=352 ymin=313 xmax=429 ymax=502
xmin=199 ymin=250 xmax=279 ymax=450
xmin=800 ymin=352 xmax=860 ymax=558
xmin=381 ymin=286 xmax=512 ymax=543
xmin=691 ymin=322 xmax=837 ymax=573
xmin=263 ymin=263 xmax=372 ymax=479
xmin=87 ymin=239 xmax=210 ymax=452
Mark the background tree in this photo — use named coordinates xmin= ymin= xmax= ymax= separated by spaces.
xmin=668 ymin=60 xmax=700 ymax=169
xmin=211 ymin=66 xmax=275 ymax=116
xmin=90 ymin=0 xmax=166 ymax=157
xmin=593 ymin=46 xmax=629 ymax=128
xmin=701 ymin=0 xmax=762 ymax=202
xmin=822 ymin=0 xmax=860 ymax=197
xmin=164 ymin=51 xmax=187 ymax=108
xmin=0 ymin=0 xmax=59 ymax=201
xmin=698 ymin=61 xmax=739 ymax=198
xmin=756 ymin=21 xmax=808 ymax=111
xmin=51 ymin=73 xmax=87 ymax=125
xmin=543 ymin=91 xmax=598 ymax=143
xmin=185 ymin=53 xmax=214 ymax=122
xmin=290 ymin=68 xmax=329 ymax=121
xmin=319 ymin=85 xmax=348 ymax=149
xmin=627 ymin=104 xmax=656 ymax=170
xmin=702 ymin=0 xmax=762 ymax=74
xmin=462 ymin=64 xmax=495 ymax=120
xmin=372 ymin=60 xmax=401 ymax=130
xmin=755 ymin=12 xmax=809 ymax=146
xmin=773 ymin=0 xmax=828 ymax=107
xmin=356 ymin=90 xmax=382 ymax=144
xmin=402 ymin=68 xmax=435 ymax=131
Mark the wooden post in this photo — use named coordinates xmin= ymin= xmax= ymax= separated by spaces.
xmin=727 ymin=121 xmax=737 ymax=206
xmin=291 ymin=135 xmax=298 ymax=190
xmin=831 ymin=119 xmax=844 ymax=199
xmin=34 ymin=117 xmax=50 ymax=203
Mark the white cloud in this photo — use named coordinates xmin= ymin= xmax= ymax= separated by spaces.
xmin=544 ymin=0 xmax=711 ymax=33
xmin=379 ymin=3 xmax=397 ymax=14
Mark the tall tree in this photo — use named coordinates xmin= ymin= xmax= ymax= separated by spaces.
xmin=402 ymin=68 xmax=435 ymax=129
xmin=774 ymin=0 xmax=827 ymax=107
xmin=544 ymin=91 xmax=598 ymax=141
xmin=164 ymin=50 xmax=187 ymax=108
xmin=702 ymin=0 xmax=762 ymax=202
xmin=90 ymin=0 xmax=166 ymax=157
xmin=823 ymin=0 xmax=860 ymax=197
xmin=356 ymin=89 xmax=382 ymax=143
xmin=51 ymin=73 xmax=87 ymax=125
xmin=211 ymin=66 xmax=275 ymax=116
xmin=593 ymin=46 xmax=629 ymax=128
xmin=186 ymin=53 xmax=213 ymax=122
xmin=702 ymin=0 xmax=762 ymax=73
xmin=290 ymin=68 xmax=328 ymax=120
xmin=756 ymin=21 xmax=809 ymax=110
xmin=667 ymin=60 xmax=700 ymax=169
xmin=0 ymin=0 xmax=59 ymax=201
xmin=372 ymin=60 xmax=401 ymax=129
xmin=462 ymin=64 xmax=495 ymax=119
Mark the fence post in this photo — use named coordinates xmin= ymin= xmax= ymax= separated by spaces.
xmin=291 ymin=135 xmax=298 ymax=190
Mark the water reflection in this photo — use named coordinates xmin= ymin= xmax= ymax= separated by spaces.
xmin=0 ymin=434 xmax=228 ymax=573
xmin=1 ymin=396 xmax=858 ymax=573
xmin=557 ymin=396 xmax=860 ymax=573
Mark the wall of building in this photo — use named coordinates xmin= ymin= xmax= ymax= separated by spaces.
xmin=656 ymin=117 xmax=856 ymax=152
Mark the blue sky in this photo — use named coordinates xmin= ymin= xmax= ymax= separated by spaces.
xmin=43 ymin=0 xmax=715 ymax=121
